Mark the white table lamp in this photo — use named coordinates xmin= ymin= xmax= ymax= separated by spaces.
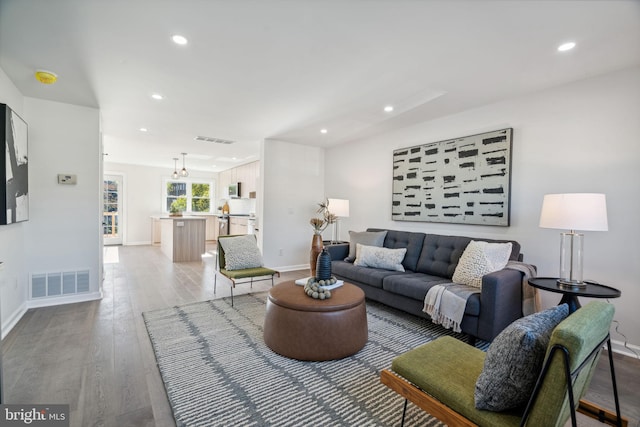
xmin=539 ymin=193 xmax=608 ymax=287
xmin=328 ymin=198 xmax=349 ymax=244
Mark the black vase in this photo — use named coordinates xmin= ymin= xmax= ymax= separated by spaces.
xmin=315 ymin=247 xmax=332 ymax=281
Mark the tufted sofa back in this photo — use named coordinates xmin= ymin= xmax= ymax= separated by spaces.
xmin=368 ymin=228 xmax=520 ymax=276
xmin=367 ymin=228 xmax=425 ymax=272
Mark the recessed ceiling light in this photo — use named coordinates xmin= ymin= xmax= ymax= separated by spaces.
xmin=557 ymin=42 xmax=576 ymax=52
xmin=172 ymin=34 xmax=188 ymax=45
xmin=151 ymin=93 xmax=163 ymax=100
xmin=320 ymin=129 xmax=328 ymax=134
xmin=139 ymin=127 xmax=148 ymax=132
xmin=384 ymin=105 xmax=394 ymax=112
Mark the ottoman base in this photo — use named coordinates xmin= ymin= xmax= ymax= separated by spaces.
xmin=263 ymin=282 xmax=368 ymax=361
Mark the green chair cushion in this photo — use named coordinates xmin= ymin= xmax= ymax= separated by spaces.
xmin=526 ymin=301 xmax=615 ymax=427
xmin=390 ymin=301 xmax=615 ymax=427
xmin=392 ymin=336 xmax=522 ymax=427
xmin=221 ymin=267 xmax=277 ymax=280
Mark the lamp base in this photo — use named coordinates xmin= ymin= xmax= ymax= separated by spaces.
xmin=556 ymin=278 xmax=587 ymax=289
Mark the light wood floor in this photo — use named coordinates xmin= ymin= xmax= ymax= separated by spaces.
xmin=2 ymin=244 xmax=638 ymax=426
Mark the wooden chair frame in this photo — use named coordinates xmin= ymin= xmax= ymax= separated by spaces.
xmin=380 ymin=334 xmax=627 ymax=427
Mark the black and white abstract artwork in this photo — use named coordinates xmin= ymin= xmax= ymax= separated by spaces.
xmin=392 ymin=128 xmax=512 ymax=226
xmin=1 ymin=103 xmax=29 ymax=225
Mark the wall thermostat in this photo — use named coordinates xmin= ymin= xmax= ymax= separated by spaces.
xmin=57 ymin=174 xmax=77 ymax=185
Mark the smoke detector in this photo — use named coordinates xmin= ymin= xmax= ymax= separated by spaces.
xmin=35 ymin=70 xmax=58 ymax=84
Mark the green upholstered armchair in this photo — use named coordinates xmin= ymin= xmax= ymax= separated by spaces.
xmin=381 ymin=301 xmax=626 ymax=427
xmin=215 ymin=234 xmax=279 ymax=306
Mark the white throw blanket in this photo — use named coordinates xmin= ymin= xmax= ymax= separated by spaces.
xmin=423 ymin=283 xmax=480 ymax=333
xmin=505 ymin=260 xmax=541 ymax=316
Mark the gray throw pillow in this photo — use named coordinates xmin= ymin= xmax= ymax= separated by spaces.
xmin=474 ymin=304 xmax=570 ymax=411
xmin=353 ymin=244 xmax=407 ymax=272
xmin=218 ymin=235 xmax=264 ymax=271
xmin=345 ymin=230 xmax=387 ymax=262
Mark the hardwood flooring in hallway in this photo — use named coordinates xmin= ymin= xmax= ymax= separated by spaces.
xmin=1 ymin=244 xmax=638 ymax=426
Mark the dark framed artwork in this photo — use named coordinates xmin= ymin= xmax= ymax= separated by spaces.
xmin=392 ymin=128 xmax=512 ymax=226
xmin=0 ymin=103 xmax=29 ymax=225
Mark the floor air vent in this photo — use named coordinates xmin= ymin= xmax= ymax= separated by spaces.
xmin=31 ymin=270 xmax=90 ymax=298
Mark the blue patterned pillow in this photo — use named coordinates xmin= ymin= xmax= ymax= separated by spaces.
xmin=474 ymin=304 xmax=569 ymax=411
xmin=218 ymin=235 xmax=264 ymax=271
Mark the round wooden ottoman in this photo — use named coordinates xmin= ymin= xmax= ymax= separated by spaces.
xmin=263 ymin=280 xmax=368 ymax=361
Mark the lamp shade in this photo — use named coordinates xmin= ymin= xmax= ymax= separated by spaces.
xmin=328 ymin=198 xmax=349 ymax=217
xmin=539 ymin=193 xmax=608 ymax=231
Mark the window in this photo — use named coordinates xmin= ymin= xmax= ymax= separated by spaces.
xmin=191 ymin=183 xmax=211 ymax=212
xmin=103 ymin=179 xmax=119 ymax=236
xmin=165 ymin=180 xmax=214 ymax=213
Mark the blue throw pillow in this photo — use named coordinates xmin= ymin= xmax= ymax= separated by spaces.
xmin=474 ymin=304 xmax=569 ymax=411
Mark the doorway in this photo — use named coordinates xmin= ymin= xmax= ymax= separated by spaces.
xmin=103 ymin=174 xmax=123 ymax=245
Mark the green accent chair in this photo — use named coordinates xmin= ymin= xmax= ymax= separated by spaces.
xmin=214 ymin=234 xmax=279 ymax=306
xmin=381 ymin=301 xmax=626 ymax=427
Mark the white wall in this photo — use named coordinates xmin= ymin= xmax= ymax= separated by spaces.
xmin=261 ymin=139 xmax=325 ymax=270
xmin=0 ymin=69 xmax=103 ymax=337
xmin=104 ymin=161 xmax=218 ymax=245
xmin=24 ymin=97 xmax=102 ymax=307
xmin=325 ymin=66 xmax=640 ymax=354
xmin=0 ymin=67 xmax=28 ymax=336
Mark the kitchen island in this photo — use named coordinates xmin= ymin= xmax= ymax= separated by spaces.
xmin=159 ymin=216 xmax=206 ymax=262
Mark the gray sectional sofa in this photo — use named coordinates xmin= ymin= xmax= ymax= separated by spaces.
xmin=326 ymin=228 xmax=525 ymax=342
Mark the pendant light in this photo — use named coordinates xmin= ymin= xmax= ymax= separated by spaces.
xmin=180 ymin=152 xmax=189 ymax=177
xmin=171 ymin=158 xmax=179 ymax=179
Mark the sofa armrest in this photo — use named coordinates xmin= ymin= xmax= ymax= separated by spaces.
xmin=477 ymin=268 xmax=524 ymax=341
xmin=326 ymin=243 xmax=349 ymax=261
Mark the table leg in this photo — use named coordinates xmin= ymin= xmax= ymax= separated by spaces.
xmin=559 ymin=294 xmax=581 ymax=313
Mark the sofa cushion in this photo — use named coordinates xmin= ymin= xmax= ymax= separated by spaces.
xmin=474 ymin=304 xmax=570 ymax=411
xmin=368 ymin=228 xmax=425 ymax=272
xmin=331 ymin=260 xmax=405 ymax=289
xmin=345 ymin=230 xmax=387 ymax=262
xmin=382 ymin=273 xmax=451 ymax=301
xmin=354 ymin=244 xmax=407 ymax=272
xmin=417 ymin=234 xmax=521 ymax=278
xmin=452 ymin=241 xmax=513 ymax=288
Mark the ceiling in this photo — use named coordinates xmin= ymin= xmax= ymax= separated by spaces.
xmin=1 ymin=1 xmax=639 ymax=173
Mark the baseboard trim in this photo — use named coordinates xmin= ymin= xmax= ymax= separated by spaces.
xmin=276 ymin=264 xmax=309 ymax=273
xmin=27 ymin=291 xmax=103 ymax=309
xmin=124 ymin=241 xmax=152 ymax=246
xmin=610 ymin=339 xmax=640 ymax=359
xmin=1 ymin=302 xmax=28 ymax=340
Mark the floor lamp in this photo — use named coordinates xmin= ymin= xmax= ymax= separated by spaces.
xmin=328 ymin=198 xmax=349 ymax=244
xmin=539 ymin=193 xmax=608 ymax=288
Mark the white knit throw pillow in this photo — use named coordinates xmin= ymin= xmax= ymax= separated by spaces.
xmin=452 ymin=240 xmax=512 ymax=288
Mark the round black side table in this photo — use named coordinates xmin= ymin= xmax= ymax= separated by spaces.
xmin=528 ymin=277 xmax=621 ymax=313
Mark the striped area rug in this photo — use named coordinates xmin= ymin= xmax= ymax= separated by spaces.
xmin=143 ymin=293 xmax=488 ymax=426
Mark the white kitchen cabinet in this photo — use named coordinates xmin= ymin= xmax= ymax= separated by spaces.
xmin=218 ymin=161 xmax=260 ymax=199
xmin=218 ymin=170 xmax=231 ymax=199
xmin=205 ymin=215 xmax=219 ymax=241
xmin=229 ymin=217 xmax=248 ymax=235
